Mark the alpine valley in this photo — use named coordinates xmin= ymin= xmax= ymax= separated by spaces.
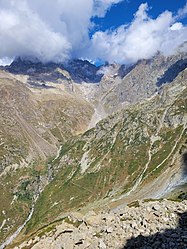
xmin=0 ymin=43 xmax=187 ymax=248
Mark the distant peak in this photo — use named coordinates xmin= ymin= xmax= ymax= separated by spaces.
xmin=13 ymin=56 xmax=41 ymax=64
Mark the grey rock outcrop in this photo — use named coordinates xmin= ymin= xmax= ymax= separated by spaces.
xmin=15 ymin=200 xmax=187 ymax=249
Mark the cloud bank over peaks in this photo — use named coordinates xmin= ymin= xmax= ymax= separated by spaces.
xmin=89 ymin=3 xmax=187 ymax=64
xmin=0 ymin=1 xmax=186 ymax=65
xmin=0 ymin=0 xmax=71 ymax=62
xmin=0 ymin=0 xmax=121 ymax=63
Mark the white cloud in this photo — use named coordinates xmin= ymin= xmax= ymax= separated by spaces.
xmin=0 ymin=0 xmax=71 ymax=62
xmin=0 ymin=1 xmax=186 ymax=65
xmin=93 ymin=0 xmax=123 ymax=17
xmin=0 ymin=57 xmax=13 ymax=66
xmin=176 ymin=3 xmax=187 ymax=20
xmin=89 ymin=3 xmax=187 ymax=64
xmin=0 ymin=0 xmax=120 ymax=63
xmin=170 ymin=22 xmax=183 ymax=30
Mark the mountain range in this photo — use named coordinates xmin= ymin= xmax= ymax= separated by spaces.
xmin=0 ymin=43 xmax=187 ymax=248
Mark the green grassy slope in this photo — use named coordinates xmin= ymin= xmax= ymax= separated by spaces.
xmin=22 ymin=71 xmax=187 ymax=237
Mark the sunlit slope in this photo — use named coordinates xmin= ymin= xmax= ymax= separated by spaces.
xmin=25 ymin=68 xmax=187 ymax=235
xmin=0 ymin=70 xmax=93 ymax=243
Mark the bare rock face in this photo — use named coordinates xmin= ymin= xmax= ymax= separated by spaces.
xmin=5 ymin=57 xmax=103 ymax=84
xmin=99 ymin=51 xmax=187 ymax=114
xmin=15 ymin=200 xmax=187 ymax=249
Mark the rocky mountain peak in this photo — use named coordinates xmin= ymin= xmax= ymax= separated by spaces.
xmin=5 ymin=57 xmax=103 ymax=83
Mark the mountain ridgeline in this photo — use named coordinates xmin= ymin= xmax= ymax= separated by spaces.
xmin=0 ymin=44 xmax=187 ymax=247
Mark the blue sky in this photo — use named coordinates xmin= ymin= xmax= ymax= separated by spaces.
xmin=93 ymin=0 xmax=187 ymax=33
xmin=0 ymin=0 xmax=187 ymax=65
xmin=89 ymin=0 xmax=187 ymax=65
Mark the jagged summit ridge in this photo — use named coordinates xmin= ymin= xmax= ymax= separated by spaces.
xmin=5 ymin=56 xmax=103 ymax=83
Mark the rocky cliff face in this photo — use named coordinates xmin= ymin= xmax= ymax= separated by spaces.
xmin=5 ymin=57 xmax=103 ymax=83
xmin=98 ymin=51 xmax=187 ymax=114
xmin=0 ymin=45 xmax=187 ymax=247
